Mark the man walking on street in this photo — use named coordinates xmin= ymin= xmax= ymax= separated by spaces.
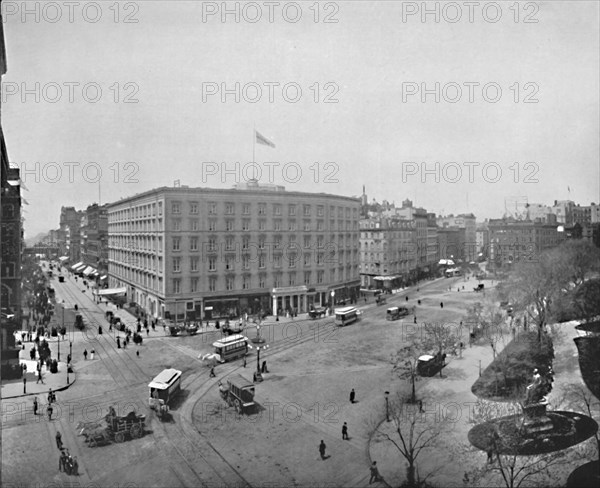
xmin=350 ymin=388 xmax=356 ymax=403
xmin=369 ymin=461 xmax=381 ymax=484
xmin=319 ymin=440 xmax=327 ymax=460
xmin=243 ymin=356 xmax=246 ymax=368
xmin=342 ymin=422 xmax=349 ymax=440
xmin=37 ymin=369 xmax=44 ymax=384
xmin=47 ymin=404 xmax=53 ymax=420
xmin=33 ymin=397 xmax=38 ymax=415
xmin=83 ymin=349 xmax=88 ymax=360
xmin=210 ymin=367 xmax=216 ymax=378
xmin=55 ymin=431 xmax=63 ymax=449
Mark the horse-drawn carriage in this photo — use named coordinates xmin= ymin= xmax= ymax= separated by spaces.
xmin=218 ymin=375 xmax=256 ymax=414
xmin=308 ymin=307 xmax=327 ymax=319
xmin=78 ymin=406 xmax=146 ymax=446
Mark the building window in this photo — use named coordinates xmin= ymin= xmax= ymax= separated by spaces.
xmin=242 ymin=219 xmax=250 ymax=231
xmin=225 ymin=203 xmax=235 ymax=215
xmin=317 ymin=206 xmax=324 ymax=217
xmin=304 ymin=253 xmax=311 ymax=266
xmin=289 ymin=272 xmax=296 ymax=286
xmin=190 ymin=202 xmax=199 ymax=214
xmin=259 ymin=237 xmax=265 ymax=249
xmin=288 ymin=253 xmax=297 ymax=268
xmin=259 ymin=254 xmax=265 ymax=269
xmin=274 ymin=255 xmax=281 ymax=268
xmin=191 ymin=257 xmax=199 ymax=272
xmin=274 ymin=275 xmax=281 ymax=287
xmin=258 ymin=220 xmax=266 ymax=231
xmin=173 ymin=279 xmax=181 ymax=293
xmin=243 ymin=255 xmax=250 ymax=269
xmin=208 ymin=257 xmax=216 ymax=271
xmin=304 ymin=220 xmax=311 ymax=231
xmin=274 ymin=204 xmax=281 ymax=216
xmin=242 ymin=237 xmax=250 ymax=250
xmin=208 ymin=220 xmax=216 ymax=231
xmin=259 ymin=275 xmax=266 ymax=288
xmin=288 ymin=220 xmax=297 ymax=231
xmin=225 ymin=257 xmax=233 ymax=270
xmin=173 ymin=220 xmax=181 ymax=231
xmin=191 ymin=219 xmax=199 ymax=231
xmin=304 ymin=271 xmax=311 ymax=284
xmin=303 ymin=205 xmax=311 ymax=216
xmin=274 ymin=236 xmax=282 ymax=249
xmin=172 ymin=237 xmax=180 ymax=251
xmin=242 ymin=276 xmax=249 ymax=289
xmin=191 ymin=277 xmax=199 ymax=292
xmin=207 ymin=237 xmax=216 ymax=252
xmin=243 ymin=203 xmax=250 ymax=215
xmin=208 ymin=203 xmax=217 ymax=215
xmin=304 ymin=236 xmax=311 ymax=249
xmin=226 ymin=220 xmax=234 ymax=232
xmin=317 ymin=221 xmax=324 ymax=231
xmin=190 ymin=237 xmax=198 ymax=251
xmin=289 ymin=205 xmax=296 ymax=216
xmin=173 ymin=258 xmax=181 ymax=272
xmin=317 ymin=271 xmax=324 ymax=284
xmin=274 ymin=220 xmax=281 ymax=231
xmin=258 ymin=203 xmax=266 ymax=215
xmin=226 ymin=277 xmax=234 ymax=291
xmin=172 ymin=202 xmax=181 ymax=214
xmin=226 ymin=237 xmax=235 ymax=251
xmin=317 ymin=253 xmax=324 ymax=265
xmin=209 ymin=277 xmax=216 ymax=291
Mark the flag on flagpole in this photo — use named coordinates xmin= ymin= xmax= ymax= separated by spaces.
xmin=255 ymin=130 xmax=275 ymax=148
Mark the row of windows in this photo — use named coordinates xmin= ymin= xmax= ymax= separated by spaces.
xmin=172 ymin=235 xmax=357 ymax=252
xmin=110 ymin=202 xmax=163 ymax=222
xmin=172 ymin=219 xmax=358 ymax=232
xmin=172 ymin=252 xmax=357 ymax=272
xmin=171 ymin=201 xmax=358 ymax=219
xmin=171 ymin=266 xmax=358 ymax=293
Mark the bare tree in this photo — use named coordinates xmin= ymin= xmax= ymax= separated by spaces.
xmin=423 ymin=321 xmax=459 ymax=355
xmin=392 ymin=344 xmax=422 ymax=404
xmin=373 ymin=393 xmax=445 ymax=487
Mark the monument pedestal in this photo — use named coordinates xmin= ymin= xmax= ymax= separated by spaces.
xmin=522 ymin=400 xmax=553 ymax=435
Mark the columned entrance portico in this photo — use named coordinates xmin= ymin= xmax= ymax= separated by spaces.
xmin=271 ymin=285 xmax=308 ymax=315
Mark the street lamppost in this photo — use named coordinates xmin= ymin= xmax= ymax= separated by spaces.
xmin=330 ymin=290 xmax=335 ymax=312
xmin=256 ymin=344 xmax=269 ymax=374
xmin=385 ymin=391 xmax=390 ymax=422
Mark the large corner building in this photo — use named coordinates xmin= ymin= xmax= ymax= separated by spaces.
xmin=106 ymin=182 xmax=361 ymax=320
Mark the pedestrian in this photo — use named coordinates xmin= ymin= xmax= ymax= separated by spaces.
xmin=83 ymin=349 xmax=88 ymax=360
xmin=342 ymin=422 xmax=349 ymax=440
xmin=116 ymin=336 xmax=121 ymax=348
xmin=152 ymin=321 xmax=156 ymax=331
xmin=350 ymin=388 xmax=356 ymax=404
xmin=144 ymin=318 xmax=148 ymax=329
xmin=98 ymin=325 xmax=102 ymax=335
xmin=47 ymin=404 xmax=53 ymax=420
xmin=414 ymin=316 xmax=417 ymax=324
xmin=33 ymin=397 xmax=38 ymax=415
xmin=146 ymin=328 xmax=149 ymax=337
xmin=210 ymin=367 xmax=216 ymax=377
xmin=262 ymin=361 xmax=268 ymax=373
xmin=243 ymin=356 xmax=247 ymax=368
xmin=319 ymin=440 xmax=327 ymax=460
xmin=123 ymin=338 xmax=127 ymax=349
xmin=90 ymin=349 xmax=95 ymax=360
xmin=369 ymin=461 xmax=381 ymax=484
xmin=55 ymin=431 xmax=63 ymax=449
xmin=23 ymin=377 xmax=26 ymax=394
xmin=37 ymin=369 xmax=44 ymax=384
xmin=440 ymin=302 xmax=444 ymax=309
xmin=48 ymin=389 xmax=54 ymax=404
xmin=418 ymin=399 xmax=424 ymax=413
xmin=59 ymin=450 xmax=66 ymax=472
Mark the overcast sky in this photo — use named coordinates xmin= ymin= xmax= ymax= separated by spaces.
xmin=2 ymin=0 xmax=599 ymax=238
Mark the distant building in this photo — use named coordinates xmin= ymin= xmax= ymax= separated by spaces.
xmin=488 ymin=218 xmax=566 ymax=266
xmin=80 ymin=203 xmax=108 ymax=279
xmin=59 ymin=206 xmax=84 ymax=262
xmin=437 ymin=227 xmax=462 ymax=261
xmin=1 ymin=20 xmax=23 ymax=379
xmin=360 ymin=217 xmax=416 ymax=290
xmin=106 ymin=182 xmax=361 ymax=320
xmin=437 ymin=214 xmax=477 ymax=261
xmin=475 ymin=222 xmax=489 ymax=258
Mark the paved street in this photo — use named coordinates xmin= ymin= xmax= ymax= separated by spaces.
xmin=1 ymin=266 xmax=500 ymax=487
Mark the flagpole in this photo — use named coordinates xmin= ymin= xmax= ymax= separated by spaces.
xmin=253 ymin=124 xmax=256 ymax=164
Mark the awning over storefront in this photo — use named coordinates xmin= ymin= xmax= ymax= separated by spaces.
xmin=59 ymin=256 xmax=69 ymax=262
xmin=374 ymin=276 xmax=401 ymax=281
xmin=71 ymin=261 xmax=84 ymax=270
xmin=97 ymin=287 xmax=127 ymax=296
xmin=271 ymin=285 xmax=308 ymax=295
xmin=82 ymin=266 xmax=95 ymax=276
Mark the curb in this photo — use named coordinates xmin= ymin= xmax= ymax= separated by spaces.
xmin=2 ymin=373 xmax=77 ymax=400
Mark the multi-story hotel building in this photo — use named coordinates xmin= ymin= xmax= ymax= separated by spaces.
xmin=359 ymin=217 xmax=416 ymax=290
xmin=488 ymin=217 xmax=566 ymax=266
xmin=106 ymin=182 xmax=361 ymax=320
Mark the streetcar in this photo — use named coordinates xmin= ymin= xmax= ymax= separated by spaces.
xmin=148 ymin=368 xmax=182 ymax=415
xmin=335 ymin=306 xmax=360 ymax=326
xmin=386 ymin=306 xmax=409 ymax=321
xmin=212 ymin=334 xmax=249 ymax=363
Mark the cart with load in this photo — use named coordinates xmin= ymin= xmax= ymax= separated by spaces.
xmin=77 ymin=406 xmax=146 ymax=446
xmin=219 ymin=374 xmax=256 ymax=414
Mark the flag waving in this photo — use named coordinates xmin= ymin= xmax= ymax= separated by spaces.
xmin=255 ymin=130 xmax=276 ymax=148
